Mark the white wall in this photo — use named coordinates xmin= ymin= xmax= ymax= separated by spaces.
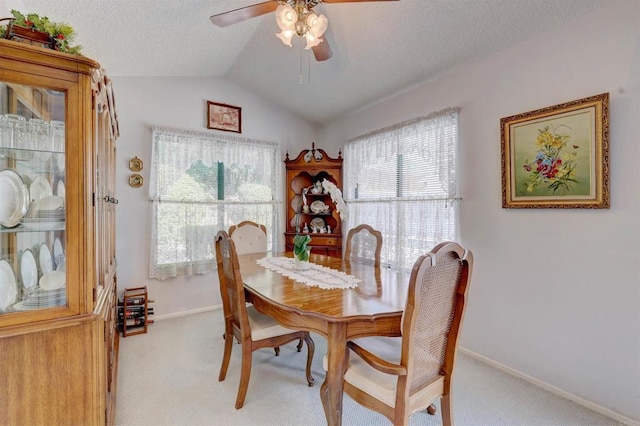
xmin=318 ymin=1 xmax=640 ymax=422
xmin=112 ymin=76 xmax=316 ymax=318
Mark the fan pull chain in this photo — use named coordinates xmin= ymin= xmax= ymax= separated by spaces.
xmin=298 ymin=42 xmax=312 ymax=84
xmin=308 ymin=48 xmax=312 ymax=84
xmin=299 ymin=42 xmax=304 ymax=84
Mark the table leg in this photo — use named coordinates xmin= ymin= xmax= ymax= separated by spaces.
xmin=320 ymin=322 xmax=347 ymax=426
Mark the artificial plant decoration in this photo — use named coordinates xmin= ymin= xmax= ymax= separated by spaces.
xmin=0 ymin=10 xmax=83 ymax=54
xmin=320 ymin=178 xmax=347 ymax=221
xmin=293 ymin=234 xmax=312 ymax=262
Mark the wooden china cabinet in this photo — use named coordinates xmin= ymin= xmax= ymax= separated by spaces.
xmin=284 ymin=144 xmax=343 ymax=258
xmin=0 ymin=40 xmax=119 ymax=424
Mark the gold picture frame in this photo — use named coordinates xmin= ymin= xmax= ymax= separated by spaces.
xmin=207 ymin=100 xmax=241 ymax=133
xmin=501 ymin=93 xmax=609 ymax=209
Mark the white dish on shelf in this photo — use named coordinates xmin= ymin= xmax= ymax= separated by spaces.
xmin=20 ymin=218 xmax=65 ymax=231
xmin=20 ymin=249 xmax=38 ymax=289
xmin=36 ymin=195 xmax=64 ymax=211
xmin=53 ymin=237 xmax=64 ymax=268
xmin=0 ymin=168 xmax=29 ymax=228
xmin=9 ymin=301 xmax=25 ymax=311
xmin=30 ymin=175 xmax=53 ymax=204
xmin=310 ymin=217 xmax=325 ymax=232
xmin=39 ymin=270 xmax=66 ymax=290
xmin=39 ymin=243 xmax=53 ymax=275
xmin=310 ymin=200 xmax=329 ymax=214
xmin=0 ymin=260 xmax=18 ymax=311
xmin=8 ymin=301 xmax=63 ymax=311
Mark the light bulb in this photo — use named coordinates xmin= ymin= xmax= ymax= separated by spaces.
xmin=276 ymin=30 xmax=295 ymax=47
xmin=305 ymin=33 xmax=322 ymax=50
xmin=307 ymin=13 xmax=328 ymax=38
xmin=275 ymin=4 xmax=297 ymax=30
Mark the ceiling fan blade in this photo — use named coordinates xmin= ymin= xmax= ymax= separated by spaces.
xmin=210 ymin=1 xmax=278 ymax=27
xmin=322 ymin=0 xmax=400 ymax=3
xmin=313 ymin=38 xmax=333 ymax=62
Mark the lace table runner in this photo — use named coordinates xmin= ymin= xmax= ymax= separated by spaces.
xmin=256 ymin=257 xmax=359 ymax=290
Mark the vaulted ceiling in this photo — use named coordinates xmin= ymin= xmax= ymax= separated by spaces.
xmin=21 ymin=0 xmax=615 ymax=125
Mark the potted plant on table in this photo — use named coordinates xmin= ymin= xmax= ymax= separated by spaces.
xmin=293 ymin=234 xmax=312 ymax=270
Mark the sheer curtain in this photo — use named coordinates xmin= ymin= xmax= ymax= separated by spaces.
xmin=344 ymin=108 xmax=460 ymax=271
xmin=148 ymin=126 xmax=282 ymax=280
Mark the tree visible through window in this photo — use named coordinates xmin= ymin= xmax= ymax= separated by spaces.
xmin=148 ymin=127 xmax=281 ymax=280
xmin=344 ymin=108 xmax=460 ymax=271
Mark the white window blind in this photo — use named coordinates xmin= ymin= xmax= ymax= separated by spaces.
xmin=148 ymin=126 xmax=282 ymax=280
xmin=344 ymin=108 xmax=459 ymax=271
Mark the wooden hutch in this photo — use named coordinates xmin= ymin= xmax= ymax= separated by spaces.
xmin=0 ymin=39 xmax=119 ymax=424
xmin=284 ymin=144 xmax=343 ymax=258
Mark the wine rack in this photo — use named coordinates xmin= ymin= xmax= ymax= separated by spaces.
xmin=118 ymin=286 xmax=154 ymax=337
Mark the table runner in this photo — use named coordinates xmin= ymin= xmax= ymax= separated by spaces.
xmin=256 ymin=257 xmax=359 ymax=290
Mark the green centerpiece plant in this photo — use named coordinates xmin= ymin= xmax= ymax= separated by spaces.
xmin=293 ymin=234 xmax=312 ymax=264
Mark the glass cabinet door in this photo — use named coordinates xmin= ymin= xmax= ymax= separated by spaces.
xmin=0 ymin=81 xmax=66 ymax=315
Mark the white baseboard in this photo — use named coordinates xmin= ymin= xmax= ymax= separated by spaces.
xmin=153 ymin=305 xmax=221 ymax=322
xmin=458 ymin=347 xmax=639 ymax=426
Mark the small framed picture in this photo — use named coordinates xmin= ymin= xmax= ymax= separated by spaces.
xmin=501 ymin=93 xmax=609 ymax=209
xmin=207 ymin=101 xmax=241 ymax=133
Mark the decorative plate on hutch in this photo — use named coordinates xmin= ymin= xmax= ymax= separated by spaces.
xmin=310 ymin=200 xmax=329 ymax=214
xmin=0 ymin=168 xmax=29 ymax=228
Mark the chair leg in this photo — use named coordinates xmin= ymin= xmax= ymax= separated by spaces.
xmin=274 ymin=347 xmax=280 ymax=356
xmin=394 ymin=408 xmax=408 ymax=426
xmin=296 ymin=338 xmax=303 ymax=352
xmin=303 ymin=332 xmax=315 ymax=387
xmin=427 ymin=403 xmax=437 ymax=415
xmin=441 ymin=395 xmax=453 ymax=426
xmin=218 ymin=329 xmax=234 ymax=382
xmin=235 ymin=344 xmax=253 ymax=409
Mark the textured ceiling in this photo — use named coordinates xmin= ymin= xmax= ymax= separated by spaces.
xmin=20 ymin=0 xmax=615 ymax=125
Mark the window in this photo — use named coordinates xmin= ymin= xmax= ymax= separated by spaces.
xmin=148 ymin=127 xmax=281 ymax=280
xmin=344 ymin=108 xmax=459 ymax=271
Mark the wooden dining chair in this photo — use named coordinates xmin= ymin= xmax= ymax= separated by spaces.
xmin=338 ymin=241 xmax=473 ymax=425
xmin=345 ymin=224 xmax=383 ymax=267
xmin=228 ymin=220 xmax=268 ymax=255
xmin=215 ymin=231 xmax=315 ymax=409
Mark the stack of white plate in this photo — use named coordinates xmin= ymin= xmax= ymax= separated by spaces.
xmin=12 ymin=271 xmax=66 ymax=311
xmin=36 ymin=195 xmax=64 ymax=213
xmin=22 ymin=195 xmax=65 ymax=229
xmin=13 ymin=289 xmax=66 ymax=310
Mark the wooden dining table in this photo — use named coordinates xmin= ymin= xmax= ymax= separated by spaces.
xmin=237 ymin=252 xmax=410 ymax=426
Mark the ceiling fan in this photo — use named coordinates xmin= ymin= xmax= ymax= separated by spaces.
xmin=210 ymin=0 xmax=399 ymax=62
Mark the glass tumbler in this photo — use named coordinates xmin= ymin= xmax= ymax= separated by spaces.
xmin=50 ymin=120 xmax=65 ymax=153
xmin=5 ymin=114 xmax=27 ymax=150
xmin=29 ymin=118 xmax=51 ymax=151
xmin=0 ymin=115 xmax=11 ymax=148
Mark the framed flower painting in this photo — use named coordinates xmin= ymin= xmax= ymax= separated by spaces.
xmin=501 ymin=93 xmax=609 ymax=208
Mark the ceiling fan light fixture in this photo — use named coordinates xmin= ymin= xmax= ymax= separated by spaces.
xmin=275 ymin=4 xmax=297 ymax=30
xmin=276 ymin=29 xmax=296 ymax=47
xmin=307 ymin=13 xmax=328 ymax=38
xmin=304 ymin=33 xmax=322 ymax=50
xmin=274 ymin=1 xmax=328 ymax=48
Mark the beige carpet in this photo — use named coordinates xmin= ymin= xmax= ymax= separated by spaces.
xmin=115 ymin=310 xmax=621 ymax=426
